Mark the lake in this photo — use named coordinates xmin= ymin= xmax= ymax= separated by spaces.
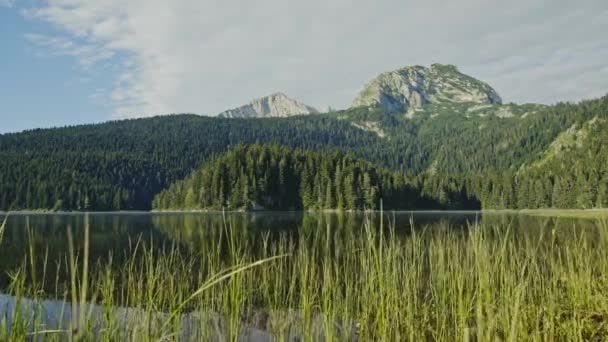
xmin=1 ymin=211 xmax=607 ymax=340
xmin=0 ymin=210 xmax=600 ymax=292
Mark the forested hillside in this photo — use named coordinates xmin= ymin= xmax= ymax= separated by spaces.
xmin=336 ymin=96 xmax=608 ymax=174
xmin=153 ymin=145 xmax=478 ymax=210
xmin=1 ymin=93 xmax=607 ymax=211
xmin=466 ymin=116 xmax=608 ymax=209
xmin=0 ymin=115 xmax=386 ymax=210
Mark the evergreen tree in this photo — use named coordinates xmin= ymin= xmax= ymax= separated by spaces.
xmin=184 ymin=188 xmax=197 ymax=209
xmin=153 ymin=145 xmax=453 ymax=211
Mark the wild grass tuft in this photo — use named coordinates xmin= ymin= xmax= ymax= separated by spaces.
xmin=0 ymin=213 xmax=607 ymax=340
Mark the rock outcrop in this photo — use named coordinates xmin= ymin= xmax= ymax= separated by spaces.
xmin=352 ymin=64 xmax=502 ymax=114
xmin=218 ymin=92 xmax=318 ymax=118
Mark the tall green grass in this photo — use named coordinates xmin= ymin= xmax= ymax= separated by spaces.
xmin=0 ymin=214 xmax=7 ymax=244
xmin=1 ymin=212 xmax=607 ymax=341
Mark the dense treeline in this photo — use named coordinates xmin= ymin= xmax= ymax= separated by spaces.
xmin=0 ymin=152 xmax=164 ymax=210
xmin=153 ymin=145 xmax=477 ymax=210
xmin=389 ymin=97 xmax=608 ymax=173
xmin=466 ymin=118 xmax=608 ymax=209
xmin=0 ymin=116 xmax=385 ymax=210
xmin=1 ymin=95 xmax=607 ymax=211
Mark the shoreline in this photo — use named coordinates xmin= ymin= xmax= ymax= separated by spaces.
xmin=1 ymin=208 xmax=607 ymax=216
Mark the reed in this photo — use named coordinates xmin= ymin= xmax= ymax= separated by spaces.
xmin=1 ymin=213 xmax=607 ymax=341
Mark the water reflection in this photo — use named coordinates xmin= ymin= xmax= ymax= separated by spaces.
xmin=0 ymin=211 xmax=602 ymax=293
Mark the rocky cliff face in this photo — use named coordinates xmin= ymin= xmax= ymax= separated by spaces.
xmin=218 ymin=92 xmax=318 ymax=118
xmin=352 ymin=64 xmax=502 ymax=114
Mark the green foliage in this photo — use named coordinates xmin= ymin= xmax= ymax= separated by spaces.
xmin=153 ymin=144 xmax=466 ymax=210
xmin=0 ymin=115 xmax=385 ymax=210
xmin=3 ymin=214 xmax=608 ymax=340
xmin=1 ymin=95 xmax=607 ymax=210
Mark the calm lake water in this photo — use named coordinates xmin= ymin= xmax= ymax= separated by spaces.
xmin=0 ymin=211 xmax=602 ymax=292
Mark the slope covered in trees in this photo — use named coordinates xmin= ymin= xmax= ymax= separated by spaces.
xmin=1 ymin=95 xmax=607 ymax=211
xmin=465 ymin=116 xmax=608 ymax=209
xmin=153 ymin=145 xmax=477 ymax=210
xmin=0 ymin=115 xmax=386 ymax=210
xmin=336 ymin=96 xmax=608 ymax=174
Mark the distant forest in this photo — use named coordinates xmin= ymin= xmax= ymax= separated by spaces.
xmin=153 ymin=145 xmax=478 ymax=211
xmin=0 ymin=96 xmax=607 ymax=211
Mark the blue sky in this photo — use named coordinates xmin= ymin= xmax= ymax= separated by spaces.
xmin=1 ymin=4 xmax=113 ymax=133
xmin=1 ymin=0 xmax=607 ymax=134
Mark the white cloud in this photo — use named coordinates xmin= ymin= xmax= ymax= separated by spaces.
xmin=24 ymin=33 xmax=114 ymax=68
xmin=18 ymin=0 xmax=608 ymax=118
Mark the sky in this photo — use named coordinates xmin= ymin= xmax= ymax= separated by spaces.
xmin=1 ymin=0 xmax=607 ymax=134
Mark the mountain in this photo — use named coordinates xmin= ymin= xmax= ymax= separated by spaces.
xmin=352 ymin=64 xmax=502 ymax=115
xmin=1 ymin=62 xmax=607 ymax=211
xmin=218 ymin=92 xmax=318 ymax=118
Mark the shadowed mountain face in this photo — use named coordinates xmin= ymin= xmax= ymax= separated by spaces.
xmin=218 ymin=92 xmax=318 ymax=118
xmin=352 ymin=64 xmax=502 ymax=115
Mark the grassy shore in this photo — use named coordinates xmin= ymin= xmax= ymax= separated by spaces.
xmin=1 ymin=213 xmax=607 ymax=341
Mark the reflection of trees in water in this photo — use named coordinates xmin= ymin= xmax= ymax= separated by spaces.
xmin=150 ymin=212 xmax=487 ymax=264
xmin=152 ymin=213 xmax=305 ymax=257
xmin=150 ymin=212 xmax=496 ymax=254
xmin=3 ymin=212 xmax=603 ymax=298
xmin=153 ymin=210 xmax=607 ymax=279
xmin=480 ymin=213 xmax=598 ymax=237
xmin=152 ymin=212 xmax=380 ymax=250
xmin=0 ymin=214 xmax=170 ymax=292
xmin=475 ymin=213 xmax=605 ymax=260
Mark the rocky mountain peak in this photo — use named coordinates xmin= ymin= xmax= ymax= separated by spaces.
xmin=352 ymin=63 xmax=502 ymax=114
xmin=218 ymin=92 xmax=318 ymax=118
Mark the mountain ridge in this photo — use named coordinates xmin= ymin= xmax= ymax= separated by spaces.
xmin=1 ymin=61 xmax=607 ymax=211
xmin=218 ymin=92 xmax=318 ymax=118
xmin=352 ymin=63 xmax=502 ymax=115
xmin=216 ymin=63 xmax=505 ymax=121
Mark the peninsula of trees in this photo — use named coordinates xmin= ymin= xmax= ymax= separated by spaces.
xmin=152 ymin=145 xmax=471 ymax=211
